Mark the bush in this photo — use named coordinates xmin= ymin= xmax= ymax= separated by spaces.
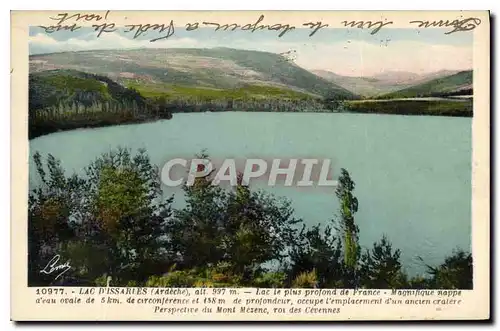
xmin=253 ymin=272 xmax=287 ymax=288
xmin=145 ymin=272 xmax=197 ymax=287
xmin=292 ymin=269 xmax=318 ymax=288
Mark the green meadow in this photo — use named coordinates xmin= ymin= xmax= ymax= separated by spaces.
xmin=124 ymin=81 xmax=318 ymax=101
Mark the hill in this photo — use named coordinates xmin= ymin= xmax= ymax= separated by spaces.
xmin=29 ymin=69 xmax=171 ymax=139
xmin=379 ymin=70 xmax=473 ymax=99
xmin=29 ymin=47 xmax=357 ymax=100
xmin=28 ymin=67 xmax=338 ymax=139
xmin=313 ymin=69 xmax=460 ymax=97
xmin=29 ymin=69 xmax=146 ymax=111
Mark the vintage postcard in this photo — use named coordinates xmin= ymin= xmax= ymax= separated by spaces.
xmin=11 ymin=10 xmax=490 ymax=321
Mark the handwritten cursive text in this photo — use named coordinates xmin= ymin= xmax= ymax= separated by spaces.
xmin=39 ymin=11 xmax=111 ymax=34
xmin=40 ymin=255 xmax=71 ymax=280
xmin=202 ymin=15 xmax=296 ymax=38
xmin=409 ymin=17 xmax=481 ymax=34
xmin=341 ymin=20 xmax=393 ymax=35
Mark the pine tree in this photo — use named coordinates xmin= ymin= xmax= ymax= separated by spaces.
xmin=359 ymin=235 xmax=407 ymax=289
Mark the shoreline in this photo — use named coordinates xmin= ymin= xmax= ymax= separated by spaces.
xmin=29 ymin=108 xmax=473 ymax=140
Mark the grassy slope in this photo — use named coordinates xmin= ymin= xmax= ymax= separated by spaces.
xmin=30 ymin=69 xmax=323 ymax=113
xmin=29 ymin=69 xmax=145 ymax=111
xmin=313 ymin=69 xmax=465 ymax=98
xmin=182 ymin=48 xmax=354 ymax=99
xmin=379 ymin=71 xmax=473 ymax=99
xmin=125 ymin=81 xmax=317 ymax=101
xmin=29 ymin=69 xmax=157 ymax=139
xmin=29 ymin=48 xmax=357 ymax=100
xmin=312 ymin=70 xmax=406 ymax=97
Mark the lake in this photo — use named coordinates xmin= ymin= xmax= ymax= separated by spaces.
xmin=29 ymin=112 xmax=472 ymax=276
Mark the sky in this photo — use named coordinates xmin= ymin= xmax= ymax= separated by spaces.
xmin=29 ymin=26 xmax=473 ymax=77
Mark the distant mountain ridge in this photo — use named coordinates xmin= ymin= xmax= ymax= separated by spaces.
xmin=313 ymin=69 xmax=464 ymax=97
xmin=29 ymin=47 xmax=357 ymax=100
xmin=379 ymin=70 xmax=473 ymax=99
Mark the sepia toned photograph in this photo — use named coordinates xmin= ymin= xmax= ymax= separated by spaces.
xmin=11 ymin=10 xmax=490 ymax=321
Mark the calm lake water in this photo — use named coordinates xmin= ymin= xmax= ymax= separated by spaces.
xmin=29 ymin=112 xmax=472 ymax=276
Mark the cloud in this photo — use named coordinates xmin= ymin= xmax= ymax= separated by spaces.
xmin=29 ymin=32 xmax=209 ymax=53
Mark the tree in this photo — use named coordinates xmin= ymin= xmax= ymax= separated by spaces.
xmin=222 ymin=177 xmax=300 ymax=282
xmin=28 ymin=148 xmax=173 ymax=286
xmin=28 ymin=152 xmax=85 ymax=285
xmin=28 ymin=150 xmax=473 ymax=290
xmin=359 ymin=235 xmax=407 ymax=289
xmin=335 ymin=168 xmax=361 ymax=287
xmin=82 ymin=148 xmax=173 ymax=284
xmin=289 ymin=223 xmax=344 ymax=288
xmin=165 ymin=152 xmax=228 ymax=270
xmin=424 ymin=249 xmax=473 ymax=289
xmin=166 ymin=156 xmax=300 ymax=283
